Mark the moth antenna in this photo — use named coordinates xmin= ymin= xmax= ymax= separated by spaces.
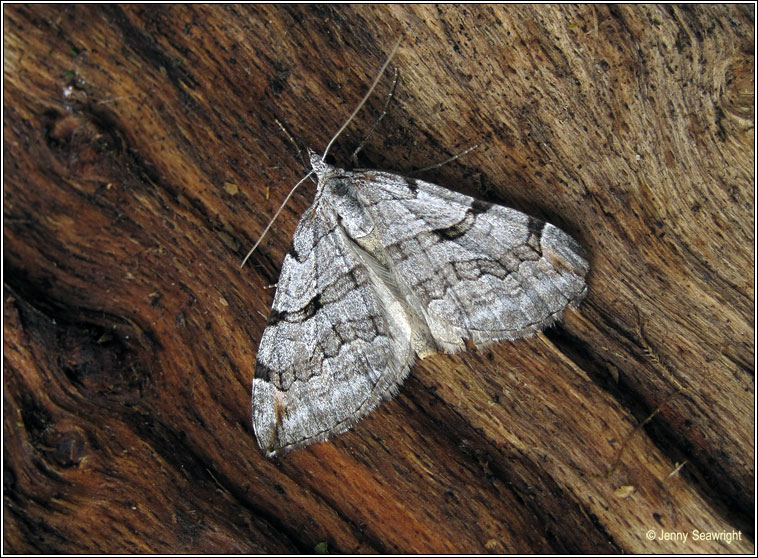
xmin=240 ymin=169 xmax=315 ymax=268
xmin=321 ymin=37 xmax=402 ymax=161
xmin=242 ymin=36 xmax=401 ymax=269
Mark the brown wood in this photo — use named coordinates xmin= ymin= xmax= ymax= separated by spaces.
xmin=3 ymin=4 xmax=754 ymax=553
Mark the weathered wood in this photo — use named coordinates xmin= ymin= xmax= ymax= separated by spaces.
xmin=3 ymin=4 xmax=753 ymax=553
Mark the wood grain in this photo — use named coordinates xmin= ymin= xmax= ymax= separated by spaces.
xmin=4 ymin=4 xmax=753 ymax=553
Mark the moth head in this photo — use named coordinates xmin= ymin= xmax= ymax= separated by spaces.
xmin=308 ymin=148 xmax=329 ymax=178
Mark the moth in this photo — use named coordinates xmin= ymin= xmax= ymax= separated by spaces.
xmin=249 ymin=43 xmax=589 ymax=458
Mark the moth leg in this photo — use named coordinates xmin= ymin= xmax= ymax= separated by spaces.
xmin=409 ymin=143 xmax=480 ymax=175
xmin=275 ymin=118 xmax=317 ymax=184
xmin=352 ymin=67 xmax=399 ymax=167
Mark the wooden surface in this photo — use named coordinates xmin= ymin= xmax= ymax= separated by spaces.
xmin=3 ymin=4 xmax=754 ymax=554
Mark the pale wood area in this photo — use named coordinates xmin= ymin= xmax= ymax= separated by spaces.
xmin=3 ymin=4 xmax=754 ymax=553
